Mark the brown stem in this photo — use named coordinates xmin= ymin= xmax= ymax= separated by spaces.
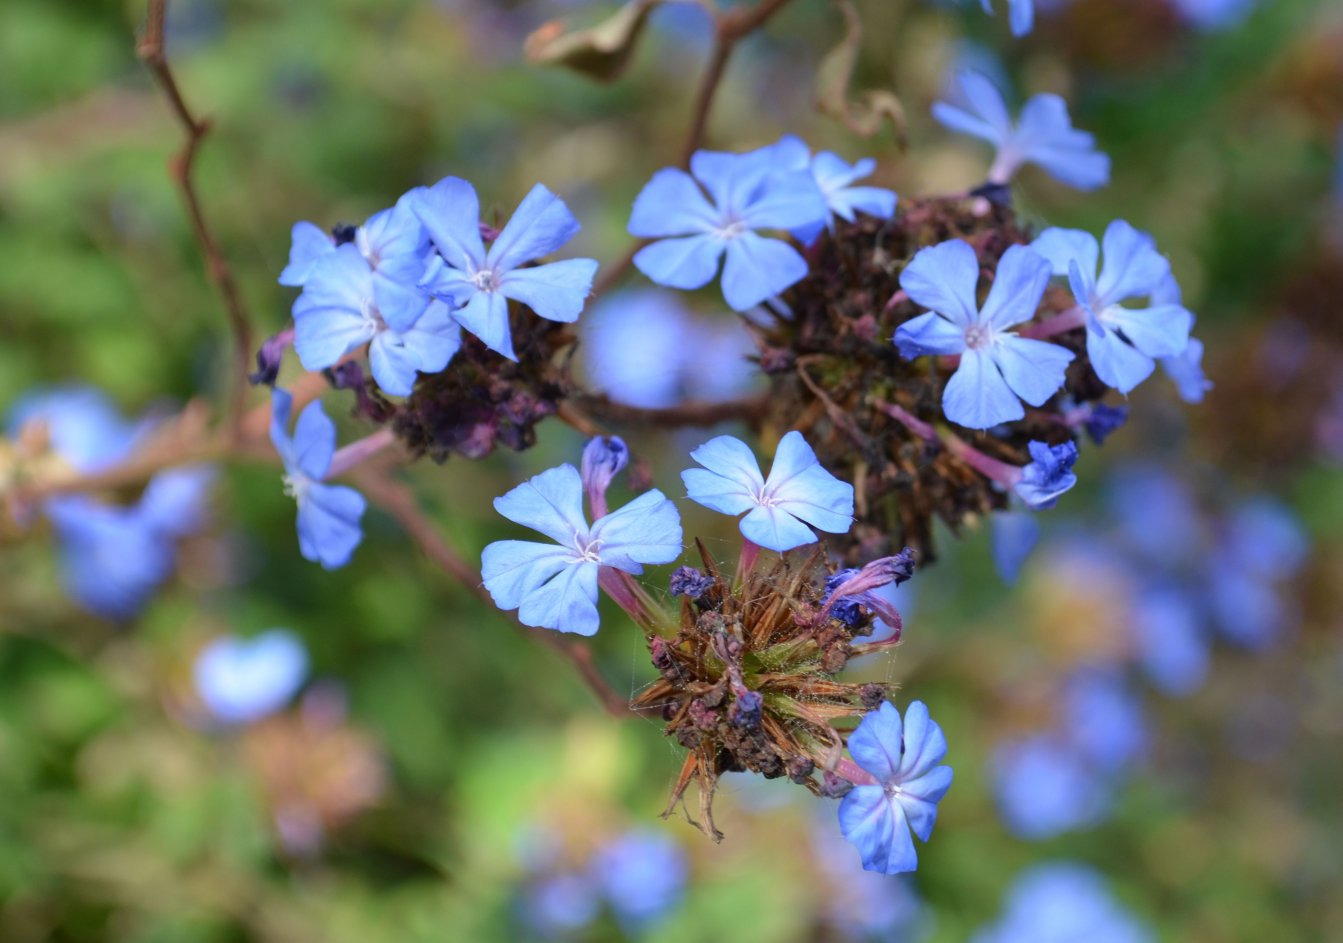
xmin=570 ymin=392 xmax=769 ymax=429
xmin=349 ymin=467 xmax=634 ymax=718
xmin=137 ymin=0 xmax=253 ymax=445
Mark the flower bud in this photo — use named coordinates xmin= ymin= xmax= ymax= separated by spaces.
xmin=580 ymin=435 xmax=629 ymax=519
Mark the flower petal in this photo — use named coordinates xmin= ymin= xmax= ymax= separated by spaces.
xmin=1102 ymin=303 xmax=1193 ymax=359
xmin=629 ymin=167 xmax=720 ymax=237
xmin=838 ymin=786 xmax=918 ymax=875
xmin=453 ymin=290 xmax=515 ymax=361
xmin=979 ymin=245 xmax=1051 ymax=331
xmin=894 ymin=311 xmax=969 ymax=359
xmin=739 ymin=504 xmax=818 ymax=552
xmin=500 ymin=258 xmax=599 ymax=323
xmin=1095 ymin=219 xmax=1170 ymax=305
xmin=591 ymin=488 xmax=683 ymax=571
xmin=493 ymin=463 xmax=588 ymax=546
xmin=899 ymin=240 xmax=981 ymax=329
xmin=847 ymin=700 xmax=903 ymax=781
xmin=297 ymin=482 xmax=366 ymax=569
xmin=368 ymin=332 xmax=422 ymax=397
xmin=897 ymin=766 xmax=954 ymax=842
xmin=895 ymin=701 xmax=948 ymax=781
xmin=292 ymin=400 xmax=336 ymax=480
xmin=991 ymin=335 xmax=1073 ymax=407
xmin=720 ymin=232 xmax=809 ymax=312
xmin=516 ymin=560 xmax=601 ymax=636
xmin=1030 ymin=227 xmax=1100 ymax=280
xmin=488 ymin=184 xmax=582 ymax=272
xmin=942 ymin=347 xmax=1024 ymax=429
xmin=481 ymin=539 xmax=576 ymax=610
xmin=633 ymin=235 xmax=724 ymax=291
xmin=410 ymin=176 xmax=486 ymax=271
xmin=278 ymin=221 xmax=334 ymax=287
xmin=1087 ymin=324 xmax=1155 ymax=394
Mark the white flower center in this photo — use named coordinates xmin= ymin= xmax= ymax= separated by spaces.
xmin=361 ymin=299 xmax=388 ymax=333
xmin=964 ymin=323 xmax=994 ymax=351
xmin=570 ymin=534 xmax=602 ymax=565
xmin=472 ymin=268 xmax=501 ymax=292
xmin=282 ymin=472 xmax=311 ymax=503
xmin=714 ymin=218 xmax=747 ymax=241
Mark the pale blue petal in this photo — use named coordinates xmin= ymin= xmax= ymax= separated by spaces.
xmin=633 ymin=235 xmax=724 ymax=291
xmin=481 ymin=539 xmax=576 ymax=610
xmin=689 ymin=150 xmax=768 ymax=217
xmin=1103 ymin=303 xmax=1193 ymax=359
xmin=721 ymin=233 xmax=809 ymax=311
xmin=1031 ymin=227 xmax=1099 ymax=279
xmin=931 ymin=102 xmax=1000 ymax=146
xmin=1013 ymin=95 xmax=1109 ymax=190
xmin=372 ymin=271 xmax=430 ymax=333
xmin=494 ymin=463 xmax=588 ymax=546
xmin=897 ymin=766 xmax=954 ymax=842
xmin=293 ymin=308 xmax=374 ymax=371
xmin=500 ymin=258 xmax=599 ymax=323
xmin=268 ymin=388 xmax=295 ymax=466
xmin=591 ymin=488 xmax=683 ymax=571
xmin=516 ymin=560 xmax=601 ymax=636
xmin=1095 ymin=220 xmax=1170 ymax=304
xmin=980 ymin=244 xmax=1051 ymax=330
xmin=737 ymin=170 xmax=829 ymax=231
xmin=839 ymin=787 xmax=917 ymax=874
xmin=992 ymin=510 xmax=1040 ymax=584
xmin=894 ymin=311 xmax=969 ymax=358
xmin=292 ymin=400 xmax=336 ymax=480
xmin=421 ymin=261 xmax=478 ymax=307
xmin=899 ymin=240 xmax=980 ymax=329
xmin=1068 ymin=259 xmax=1100 ymax=320
xmin=297 ymin=482 xmax=366 ymax=569
xmin=453 ymin=290 xmax=515 ymax=361
xmin=827 ymin=185 xmax=897 ymax=223
xmin=361 ymin=193 xmax=429 ymax=265
xmin=402 ymin=300 xmax=462 ymax=375
xmin=740 ymin=504 xmax=819 ymax=552
xmin=278 ymin=221 xmax=335 ymax=286
xmin=762 ymin=430 xmax=825 ymax=492
xmin=1160 ymin=338 xmax=1211 ymax=404
xmin=368 ymin=332 xmax=422 ymax=396
xmin=488 ymin=184 xmax=582 ymax=272
xmin=628 ymin=167 xmax=720 ymax=237
xmin=991 ymin=335 xmax=1073 ymax=406
xmin=681 ymin=468 xmax=759 ymax=516
xmin=848 ymin=701 xmax=904 ymax=781
xmin=686 ymin=435 xmax=765 ymax=491
xmin=410 ymin=176 xmax=485 ymax=271
xmin=937 ymin=72 xmax=1012 ymax=143
xmin=292 ymin=245 xmax=376 ymax=369
xmin=895 ymin=701 xmax=949 ymax=781
xmin=1087 ymin=325 xmax=1155 ymax=394
xmin=811 ymin=152 xmax=872 ymax=192
xmin=193 ymin=630 xmax=309 ymax=725
xmin=943 ymin=348 xmax=1024 ymax=429
xmin=137 ymin=466 xmax=214 ymax=537
xmin=769 ymin=451 xmax=854 ymax=534
xmin=1007 ymin=0 xmax=1034 ymax=35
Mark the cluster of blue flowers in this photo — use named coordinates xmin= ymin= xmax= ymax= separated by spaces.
xmin=7 ymin=389 xmax=213 ymax=619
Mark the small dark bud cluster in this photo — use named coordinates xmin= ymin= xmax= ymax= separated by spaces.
xmin=330 ymin=223 xmax=358 ymax=246
xmin=669 ymin=565 xmax=715 ymax=600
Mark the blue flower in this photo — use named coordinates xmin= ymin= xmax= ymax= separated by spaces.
xmin=414 ymin=177 xmax=599 ymax=361
xmin=193 ymin=630 xmax=309 ymax=725
xmin=7 ymin=386 xmax=143 ymax=472
xmin=933 ymin=72 xmax=1109 ymax=190
xmin=44 ymin=497 xmax=177 ymax=620
xmin=973 ymin=863 xmax=1154 ymax=943
xmin=268 ymin=388 xmax=367 ymax=570
xmin=681 ymin=431 xmax=854 ymax=553
xmin=292 ymin=245 xmax=460 ymax=396
xmin=1061 ymin=671 xmax=1147 ymax=773
xmin=1083 ymin=403 xmax=1130 ymax=444
xmin=1032 ymin=221 xmax=1194 ymax=394
xmin=1013 ymin=441 xmax=1078 ymax=509
xmin=991 ymin=509 xmax=1041 ymax=583
xmin=895 ymin=240 xmax=1073 ymax=429
xmin=992 ymin=734 xmax=1109 ymax=838
xmin=837 ymin=700 xmax=954 ymax=874
xmin=1171 ymin=0 xmax=1256 ymax=30
xmin=1151 ymin=273 xmax=1212 ymax=404
xmin=978 ymin=0 xmax=1034 ymax=36
xmin=628 ymin=146 xmax=828 ymax=311
xmin=589 ymin=830 xmax=687 ymax=929
xmin=1132 ymin=584 xmax=1209 ymax=695
xmin=279 ymin=192 xmax=430 ymax=290
xmin=481 ymin=464 xmax=682 ymax=635
xmin=768 ymin=135 xmax=897 ymax=244
xmin=1205 ymin=499 xmax=1306 ymax=649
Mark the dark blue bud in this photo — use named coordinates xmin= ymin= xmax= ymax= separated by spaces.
xmin=249 ymin=331 xmax=292 ymax=386
xmin=669 ymin=566 xmax=714 ymax=600
xmin=729 ymin=690 xmax=762 ymax=729
xmin=331 ymin=223 xmax=358 ymax=246
xmin=1084 ymin=404 xmax=1129 ymax=445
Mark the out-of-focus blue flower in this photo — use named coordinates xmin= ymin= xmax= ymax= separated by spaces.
xmin=978 ymin=0 xmax=1034 ymax=36
xmin=811 ymin=818 xmax=928 ymax=941
xmin=1061 ymin=672 xmax=1147 ymax=773
xmin=1083 ymin=403 xmax=1130 ymax=445
xmin=628 ymin=145 xmax=828 ymax=311
xmin=992 ymin=734 xmax=1109 ymax=839
xmin=933 ymin=72 xmax=1109 ymax=190
xmin=1131 ymin=585 xmax=1209 ymax=695
xmin=279 ymin=192 xmax=430 ymax=296
xmin=10 ymin=388 xmax=214 ymax=619
xmin=992 ymin=509 xmax=1041 ymax=583
xmin=768 ymin=135 xmax=897 ymax=244
xmin=895 ymin=241 xmax=1072 ymax=429
xmin=1032 ymin=221 xmax=1193 ymax=394
xmin=292 ymin=244 xmax=460 ymax=396
xmin=1205 ymin=499 xmax=1307 ymax=649
xmin=1107 ymin=465 xmax=1203 ymax=566
xmin=268 ymin=388 xmax=366 ymax=570
xmin=481 ymin=464 xmax=682 ymax=635
xmin=415 ymin=177 xmax=598 ymax=361
xmin=973 ymin=863 xmax=1154 ymax=943
xmin=837 ymin=701 xmax=953 ymax=874
xmin=580 ymin=289 xmax=757 ymax=409
xmin=589 ymin=830 xmax=687 ymax=929
xmin=682 ymin=431 xmax=854 ymax=552
xmin=1171 ymin=0 xmax=1256 ymax=30
xmin=193 ymin=630 xmax=309 ymax=725
xmin=520 ymin=872 xmax=601 ymax=938
xmin=1013 ymin=441 xmax=1078 ymax=510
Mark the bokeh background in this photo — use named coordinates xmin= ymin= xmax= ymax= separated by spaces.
xmin=2 ymin=0 xmax=1342 ymax=940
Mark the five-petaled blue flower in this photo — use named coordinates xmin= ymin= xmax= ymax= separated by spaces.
xmin=1014 ymin=440 xmax=1078 ymax=509
xmin=978 ymin=0 xmax=1034 ymax=36
xmin=838 ymin=700 xmax=954 ymax=874
xmin=269 ymin=388 xmax=367 ymax=569
xmin=934 ymin=72 xmax=1110 ymax=190
xmin=193 ymin=630 xmax=309 ymax=726
xmin=279 ymin=192 xmax=430 ymax=293
xmin=293 ymin=245 xmax=461 ymax=396
xmin=628 ymin=146 xmax=828 ymax=311
xmin=895 ymin=240 xmax=1073 ymax=429
xmin=481 ymin=464 xmax=682 ymax=635
xmin=414 ymin=177 xmax=599 ymax=361
xmin=681 ymin=431 xmax=854 ymax=553
xmin=768 ymin=135 xmax=897 ymax=244
xmin=1032 ymin=220 xmax=1193 ymax=394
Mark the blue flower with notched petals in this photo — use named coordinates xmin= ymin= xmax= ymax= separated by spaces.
xmin=837 ymin=700 xmax=954 ymax=874
xmin=414 ymin=178 xmax=599 ymax=361
xmin=978 ymin=0 xmax=1034 ymax=36
xmin=767 ymin=135 xmax=897 ymax=244
xmin=193 ymin=630 xmax=309 ymax=725
xmin=279 ymin=191 xmax=431 ymax=293
xmin=934 ymin=72 xmax=1109 ymax=190
xmin=481 ymin=464 xmax=682 ymax=635
xmin=895 ymin=240 xmax=1073 ymax=429
xmin=681 ymin=431 xmax=854 ymax=553
xmin=1032 ymin=220 xmax=1193 ymax=394
xmin=628 ymin=146 xmax=828 ymax=311
xmin=973 ymin=863 xmax=1154 ymax=943
xmin=1014 ymin=440 xmax=1078 ymax=509
xmin=292 ymin=245 xmax=460 ymax=396
xmin=268 ymin=388 xmax=366 ymax=570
